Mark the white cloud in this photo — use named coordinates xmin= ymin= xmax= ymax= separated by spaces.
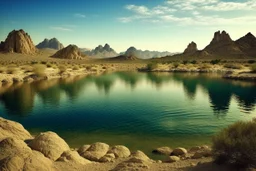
xmin=126 ymin=5 xmax=150 ymax=15
xmin=74 ymin=13 xmax=86 ymax=18
xmin=202 ymin=1 xmax=256 ymax=11
xmin=50 ymin=26 xmax=73 ymax=31
xmin=118 ymin=17 xmax=133 ymax=23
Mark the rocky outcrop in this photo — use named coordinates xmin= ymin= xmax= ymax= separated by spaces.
xmin=36 ymin=38 xmax=64 ymax=50
xmin=2 ymin=29 xmax=37 ymax=54
xmin=152 ymin=146 xmax=173 ymax=155
xmin=83 ymin=44 xmax=118 ymax=58
xmin=0 ymin=117 xmax=32 ymax=141
xmin=203 ymin=30 xmax=243 ymax=56
xmin=184 ymin=41 xmax=198 ymax=54
xmin=125 ymin=46 xmax=173 ymax=59
xmin=236 ymin=32 xmax=256 ymax=57
xmin=57 ymin=150 xmax=91 ymax=165
xmin=52 ymin=44 xmax=84 ymax=59
xmin=171 ymin=147 xmax=187 ymax=156
xmin=108 ymin=145 xmax=131 ymax=158
xmin=28 ymin=131 xmax=70 ymax=161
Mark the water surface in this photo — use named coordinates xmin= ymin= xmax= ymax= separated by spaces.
xmin=0 ymin=72 xmax=255 ymax=157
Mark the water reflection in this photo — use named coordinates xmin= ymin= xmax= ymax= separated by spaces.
xmin=0 ymin=72 xmax=255 ymax=116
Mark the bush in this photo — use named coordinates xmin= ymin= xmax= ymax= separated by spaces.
xmin=210 ymin=59 xmax=221 ymax=65
xmin=7 ymin=67 xmax=19 ymax=74
xmin=33 ymin=64 xmax=46 ymax=77
xmin=224 ymin=63 xmax=243 ymax=69
xmin=173 ymin=62 xmax=179 ymax=68
xmin=212 ymin=120 xmax=256 ymax=168
xmin=251 ymin=64 xmax=256 ymax=73
xmin=248 ymin=60 xmax=255 ymax=64
xmin=146 ymin=63 xmax=158 ymax=71
xmin=190 ymin=60 xmax=197 ymax=64
xmin=72 ymin=65 xmax=80 ymax=70
xmin=58 ymin=65 xmax=67 ymax=74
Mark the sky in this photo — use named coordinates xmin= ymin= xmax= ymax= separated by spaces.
xmin=0 ymin=0 xmax=256 ymax=53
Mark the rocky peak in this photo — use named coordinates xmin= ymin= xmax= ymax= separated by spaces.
xmin=104 ymin=43 xmax=110 ymax=50
xmin=210 ymin=30 xmax=232 ymax=44
xmin=184 ymin=41 xmax=198 ymax=54
xmin=3 ymin=29 xmax=37 ymax=54
xmin=52 ymin=44 xmax=84 ymax=59
xmin=36 ymin=38 xmax=64 ymax=50
xmin=236 ymin=32 xmax=256 ymax=56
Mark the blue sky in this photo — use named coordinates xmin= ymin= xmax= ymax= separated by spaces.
xmin=0 ymin=0 xmax=256 ymax=52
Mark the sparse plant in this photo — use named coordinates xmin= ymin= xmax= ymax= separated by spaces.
xmin=72 ymin=65 xmax=80 ymax=70
xmin=58 ymin=65 xmax=67 ymax=74
xmin=182 ymin=60 xmax=188 ymax=65
xmin=224 ymin=63 xmax=243 ymax=69
xmin=251 ymin=64 xmax=256 ymax=73
xmin=212 ymin=120 xmax=256 ymax=168
xmin=21 ymin=65 xmax=33 ymax=73
xmin=33 ymin=64 xmax=46 ymax=77
xmin=7 ymin=66 xmax=19 ymax=74
xmin=173 ymin=62 xmax=179 ymax=68
xmin=0 ymin=67 xmax=6 ymax=73
xmin=190 ymin=60 xmax=197 ymax=64
xmin=146 ymin=63 xmax=158 ymax=71
xmin=210 ymin=59 xmax=221 ymax=65
xmin=248 ymin=60 xmax=255 ymax=64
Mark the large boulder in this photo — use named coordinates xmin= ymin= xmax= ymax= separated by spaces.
xmin=80 ymin=142 xmax=109 ymax=161
xmin=152 ymin=146 xmax=172 ymax=155
xmin=171 ymin=147 xmax=187 ymax=156
xmin=57 ymin=150 xmax=91 ymax=165
xmin=3 ymin=29 xmax=37 ymax=54
xmin=28 ymin=131 xmax=70 ymax=161
xmin=0 ymin=117 xmax=32 ymax=141
xmin=108 ymin=145 xmax=131 ymax=158
xmin=77 ymin=144 xmax=91 ymax=154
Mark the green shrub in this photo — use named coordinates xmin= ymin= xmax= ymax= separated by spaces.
xmin=212 ymin=120 xmax=256 ymax=168
xmin=251 ymin=64 xmax=256 ymax=73
xmin=173 ymin=62 xmax=179 ymax=68
xmin=182 ymin=60 xmax=188 ymax=65
xmin=210 ymin=59 xmax=221 ymax=65
xmin=146 ymin=63 xmax=158 ymax=71
xmin=33 ymin=64 xmax=46 ymax=77
xmin=190 ymin=60 xmax=197 ymax=64
xmin=58 ymin=65 xmax=67 ymax=74
xmin=248 ymin=60 xmax=255 ymax=64
xmin=224 ymin=63 xmax=243 ymax=69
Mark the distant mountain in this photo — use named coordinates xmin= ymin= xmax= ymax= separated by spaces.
xmin=203 ymin=30 xmax=243 ymax=56
xmin=235 ymin=32 xmax=256 ymax=57
xmin=1 ymin=29 xmax=37 ymax=54
xmin=52 ymin=44 xmax=85 ymax=59
xmin=79 ymin=48 xmax=91 ymax=53
xmin=108 ymin=55 xmax=139 ymax=61
xmin=83 ymin=44 xmax=118 ymax=58
xmin=124 ymin=47 xmax=173 ymax=59
xmin=36 ymin=38 xmax=64 ymax=50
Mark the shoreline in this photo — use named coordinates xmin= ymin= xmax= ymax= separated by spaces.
xmin=0 ymin=117 xmax=228 ymax=171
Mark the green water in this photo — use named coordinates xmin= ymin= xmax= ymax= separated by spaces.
xmin=0 ymin=72 xmax=255 ymax=158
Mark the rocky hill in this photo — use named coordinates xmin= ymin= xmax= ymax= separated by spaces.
xmin=203 ymin=31 xmax=243 ymax=56
xmin=183 ymin=42 xmax=198 ymax=54
xmin=125 ymin=47 xmax=173 ymax=59
xmin=1 ymin=29 xmax=37 ymax=54
xmin=235 ymin=32 xmax=256 ymax=57
xmin=52 ymin=45 xmax=84 ymax=59
xmin=84 ymin=44 xmax=118 ymax=58
xmin=36 ymin=38 xmax=64 ymax=50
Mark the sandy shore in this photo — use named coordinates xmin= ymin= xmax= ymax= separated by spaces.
xmin=0 ymin=117 xmax=239 ymax=171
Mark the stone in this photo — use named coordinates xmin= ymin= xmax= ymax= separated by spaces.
xmin=192 ymin=149 xmax=212 ymax=159
xmin=57 ymin=150 xmax=90 ymax=165
xmin=0 ymin=117 xmax=32 ymax=141
xmin=189 ymin=146 xmax=201 ymax=152
xmin=168 ymin=156 xmax=180 ymax=163
xmin=171 ymin=147 xmax=187 ymax=156
xmin=77 ymin=144 xmax=90 ymax=154
xmin=99 ymin=153 xmax=115 ymax=163
xmin=80 ymin=142 xmax=109 ymax=161
xmin=52 ymin=44 xmax=84 ymax=59
xmin=28 ymin=131 xmax=70 ymax=161
xmin=152 ymin=146 xmax=172 ymax=155
xmin=108 ymin=145 xmax=131 ymax=158
xmin=3 ymin=29 xmax=37 ymax=54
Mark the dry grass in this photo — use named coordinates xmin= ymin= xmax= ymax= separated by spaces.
xmin=33 ymin=64 xmax=46 ymax=77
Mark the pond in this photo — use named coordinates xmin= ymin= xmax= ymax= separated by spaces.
xmin=0 ymin=72 xmax=255 ymax=158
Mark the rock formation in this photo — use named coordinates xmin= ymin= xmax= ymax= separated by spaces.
xmin=2 ymin=29 xmax=37 ymax=54
xmin=236 ymin=32 xmax=256 ymax=57
xmin=203 ymin=30 xmax=243 ymax=56
xmin=0 ymin=117 xmax=32 ymax=141
xmin=183 ymin=41 xmax=198 ymax=54
xmin=36 ymin=38 xmax=64 ymax=50
xmin=83 ymin=44 xmax=118 ymax=58
xmin=124 ymin=46 xmax=173 ymax=59
xmin=52 ymin=44 xmax=84 ymax=59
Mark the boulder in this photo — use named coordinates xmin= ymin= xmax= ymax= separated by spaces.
xmin=168 ymin=156 xmax=180 ymax=163
xmin=152 ymin=146 xmax=172 ymax=155
xmin=80 ymin=142 xmax=109 ymax=161
xmin=77 ymin=144 xmax=90 ymax=154
xmin=189 ymin=146 xmax=201 ymax=152
xmin=58 ymin=150 xmax=90 ymax=165
xmin=0 ymin=117 xmax=32 ymax=141
xmin=3 ymin=29 xmax=37 ymax=54
xmin=192 ymin=149 xmax=212 ymax=159
xmin=0 ymin=155 xmax=24 ymax=171
xmin=28 ymin=131 xmax=70 ymax=161
xmin=171 ymin=147 xmax=187 ymax=156
xmin=108 ymin=145 xmax=130 ymax=158
xmin=99 ymin=153 xmax=115 ymax=163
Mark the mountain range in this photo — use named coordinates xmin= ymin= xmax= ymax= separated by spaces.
xmin=83 ymin=44 xmax=118 ymax=58
xmin=36 ymin=38 xmax=64 ymax=50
